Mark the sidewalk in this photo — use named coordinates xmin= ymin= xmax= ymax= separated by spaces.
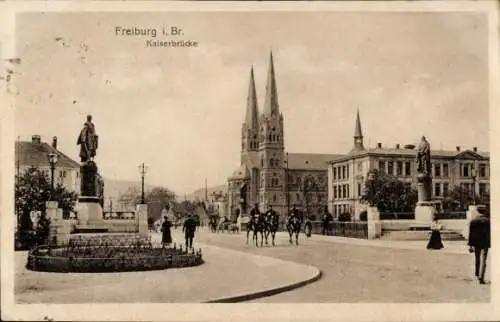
xmin=15 ymin=233 xmax=320 ymax=303
xmin=284 ymin=232 xmax=469 ymax=255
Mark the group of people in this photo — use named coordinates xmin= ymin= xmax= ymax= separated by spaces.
xmin=160 ymin=214 xmax=198 ymax=249
xmin=426 ymin=206 xmax=491 ymax=284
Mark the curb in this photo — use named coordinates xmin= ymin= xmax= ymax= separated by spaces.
xmin=201 ymin=246 xmax=322 ymax=303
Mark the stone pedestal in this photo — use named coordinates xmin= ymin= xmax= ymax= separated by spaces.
xmin=367 ymin=207 xmax=381 ymax=239
xmin=46 ymin=201 xmax=72 ymax=246
xmin=416 ymin=174 xmax=432 ymax=203
xmin=414 ymin=202 xmax=436 ymax=224
xmin=80 ymin=161 xmax=99 ymax=197
xmin=77 ymin=196 xmax=104 ymax=226
xmin=136 ymin=203 xmax=148 ymax=237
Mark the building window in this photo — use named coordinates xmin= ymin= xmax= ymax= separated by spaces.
xmin=463 ymin=164 xmax=470 ymax=177
xmin=334 ymin=186 xmax=337 ymax=199
xmin=342 ymin=166 xmax=346 ymax=179
xmin=379 ymin=160 xmax=385 ymax=174
xmin=346 ymin=164 xmax=350 ymax=179
xmin=333 ymin=167 xmax=337 ymax=180
xmin=358 ymin=183 xmax=362 ymax=197
xmin=357 ymin=162 xmax=363 ymax=172
xmin=479 ymin=183 xmax=486 ymax=197
xmin=443 ymin=163 xmax=449 ymax=177
xmin=273 ymin=195 xmax=277 ymax=202
xmin=387 ymin=161 xmax=394 ymax=176
xmin=434 ymin=163 xmax=441 ymax=177
xmin=479 ymin=164 xmax=487 ymax=177
xmin=342 ymin=185 xmax=346 ymax=198
xmin=396 ymin=161 xmax=403 ymax=176
xmin=347 ymin=185 xmax=350 ymax=198
xmin=443 ymin=183 xmax=449 ymax=196
xmin=405 ymin=162 xmax=411 ymax=176
xmin=434 ymin=183 xmax=441 ymax=197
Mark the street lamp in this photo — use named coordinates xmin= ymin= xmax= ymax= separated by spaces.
xmin=47 ymin=152 xmax=58 ymax=199
xmin=138 ymin=163 xmax=148 ymax=204
xmin=471 ymin=166 xmax=477 ymax=206
xmin=285 ymin=152 xmax=289 ymax=216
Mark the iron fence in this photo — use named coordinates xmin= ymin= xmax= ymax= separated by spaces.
xmin=331 ymin=221 xmax=368 ymax=238
xmin=26 ymin=234 xmax=203 ymax=273
xmin=380 ymin=212 xmax=415 ymax=220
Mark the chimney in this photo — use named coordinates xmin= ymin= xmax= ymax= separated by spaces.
xmin=52 ymin=136 xmax=58 ymax=149
xmin=473 ymin=147 xmax=478 ymax=152
xmin=456 ymin=146 xmax=460 ymax=152
xmin=377 ymin=143 xmax=382 ymax=149
xmin=31 ymin=135 xmax=41 ymax=144
xmin=396 ymin=144 xmax=400 ymax=149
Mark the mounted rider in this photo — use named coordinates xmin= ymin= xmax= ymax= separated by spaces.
xmin=249 ymin=203 xmax=261 ymax=227
xmin=265 ymin=205 xmax=279 ymax=228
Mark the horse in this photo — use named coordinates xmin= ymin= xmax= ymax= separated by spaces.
xmin=209 ymin=217 xmax=218 ymax=233
xmin=245 ymin=219 xmax=255 ymax=244
xmin=287 ymin=213 xmax=303 ymax=245
xmin=251 ymin=214 xmax=267 ymax=247
xmin=264 ymin=212 xmax=280 ymax=246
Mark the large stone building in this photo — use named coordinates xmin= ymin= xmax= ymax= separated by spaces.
xmin=227 ymin=53 xmax=340 ymax=220
xmin=15 ymin=135 xmax=81 ymax=193
xmin=327 ymin=112 xmax=490 ymax=219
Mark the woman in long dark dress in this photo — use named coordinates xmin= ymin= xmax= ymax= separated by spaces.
xmin=427 ymin=219 xmax=444 ymax=250
xmin=161 ymin=217 xmax=172 ymax=247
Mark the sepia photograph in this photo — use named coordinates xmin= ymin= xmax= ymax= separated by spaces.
xmin=1 ymin=1 xmax=498 ymax=321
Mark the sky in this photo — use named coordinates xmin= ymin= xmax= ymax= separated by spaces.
xmin=14 ymin=11 xmax=489 ymax=195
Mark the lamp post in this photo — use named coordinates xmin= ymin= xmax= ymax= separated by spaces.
xmin=285 ymin=152 xmax=289 ymax=216
xmin=471 ymin=166 xmax=477 ymax=206
xmin=139 ymin=163 xmax=148 ymax=204
xmin=47 ymin=152 xmax=58 ymax=200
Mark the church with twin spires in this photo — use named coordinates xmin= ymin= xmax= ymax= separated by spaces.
xmin=226 ymin=52 xmax=344 ymax=220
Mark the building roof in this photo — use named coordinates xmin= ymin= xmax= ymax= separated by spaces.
xmin=329 ymin=147 xmax=489 ymax=163
xmin=229 ymin=163 xmax=251 ymax=179
xmin=244 ymin=66 xmax=259 ymax=129
xmin=15 ymin=140 xmax=80 ymax=168
xmin=287 ymin=153 xmax=343 ymax=170
xmin=263 ymin=51 xmax=280 ymax=116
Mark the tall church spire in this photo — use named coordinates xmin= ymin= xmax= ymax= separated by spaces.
xmin=263 ymin=51 xmax=279 ymax=116
xmin=353 ymin=109 xmax=365 ymax=150
xmin=245 ymin=66 xmax=259 ymax=128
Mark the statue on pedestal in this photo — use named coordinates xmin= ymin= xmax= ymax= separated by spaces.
xmin=416 ymin=136 xmax=431 ymax=177
xmin=77 ymin=115 xmax=98 ymax=163
xmin=415 ymin=136 xmax=432 ymax=203
xmin=77 ymin=115 xmax=100 ymax=197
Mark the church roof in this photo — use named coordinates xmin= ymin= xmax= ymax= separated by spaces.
xmin=245 ymin=66 xmax=259 ymax=129
xmin=15 ymin=139 xmax=80 ymax=168
xmin=287 ymin=153 xmax=343 ymax=170
xmin=263 ymin=51 xmax=280 ymax=116
xmin=229 ymin=163 xmax=251 ymax=179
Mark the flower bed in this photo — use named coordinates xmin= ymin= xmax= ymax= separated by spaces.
xmin=26 ymin=235 xmax=203 ymax=273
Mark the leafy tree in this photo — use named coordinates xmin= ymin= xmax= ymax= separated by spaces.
xmin=16 ymin=166 xmax=78 ymax=229
xmin=360 ymin=169 xmax=417 ymax=212
xmin=442 ymin=185 xmax=490 ymax=211
xmin=15 ymin=166 xmax=77 ymax=248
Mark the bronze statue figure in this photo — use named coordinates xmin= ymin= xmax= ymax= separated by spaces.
xmin=77 ymin=115 xmax=98 ymax=163
xmin=416 ymin=136 xmax=431 ymax=176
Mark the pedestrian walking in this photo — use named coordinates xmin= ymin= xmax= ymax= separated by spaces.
xmin=183 ymin=214 xmax=197 ymax=249
xmin=426 ymin=218 xmax=443 ymax=250
xmin=468 ymin=206 xmax=491 ymax=284
xmin=161 ymin=216 xmax=172 ymax=247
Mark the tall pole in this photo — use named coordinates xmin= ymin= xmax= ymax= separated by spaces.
xmin=205 ymin=178 xmax=208 ymax=202
xmin=139 ymin=163 xmax=147 ymax=204
xmin=286 ymin=152 xmax=289 ymax=216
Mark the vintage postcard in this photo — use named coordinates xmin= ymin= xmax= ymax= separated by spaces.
xmin=1 ymin=1 xmax=499 ymax=321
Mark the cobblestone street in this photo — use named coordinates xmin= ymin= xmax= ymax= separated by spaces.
xmin=195 ymin=229 xmax=491 ymax=302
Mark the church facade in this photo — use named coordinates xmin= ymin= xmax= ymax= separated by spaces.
xmin=227 ymin=53 xmax=341 ymax=220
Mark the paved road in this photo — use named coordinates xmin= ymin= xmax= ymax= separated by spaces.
xmin=194 ymin=229 xmax=490 ymax=302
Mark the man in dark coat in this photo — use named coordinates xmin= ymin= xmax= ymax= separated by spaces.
xmin=468 ymin=207 xmax=491 ymax=284
xmin=183 ymin=214 xmax=197 ymax=249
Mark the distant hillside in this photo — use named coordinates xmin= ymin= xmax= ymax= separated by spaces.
xmin=102 ymin=178 xmax=157 ymax=201
xmin=187 ymin=184 xmax=226 ymax=201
